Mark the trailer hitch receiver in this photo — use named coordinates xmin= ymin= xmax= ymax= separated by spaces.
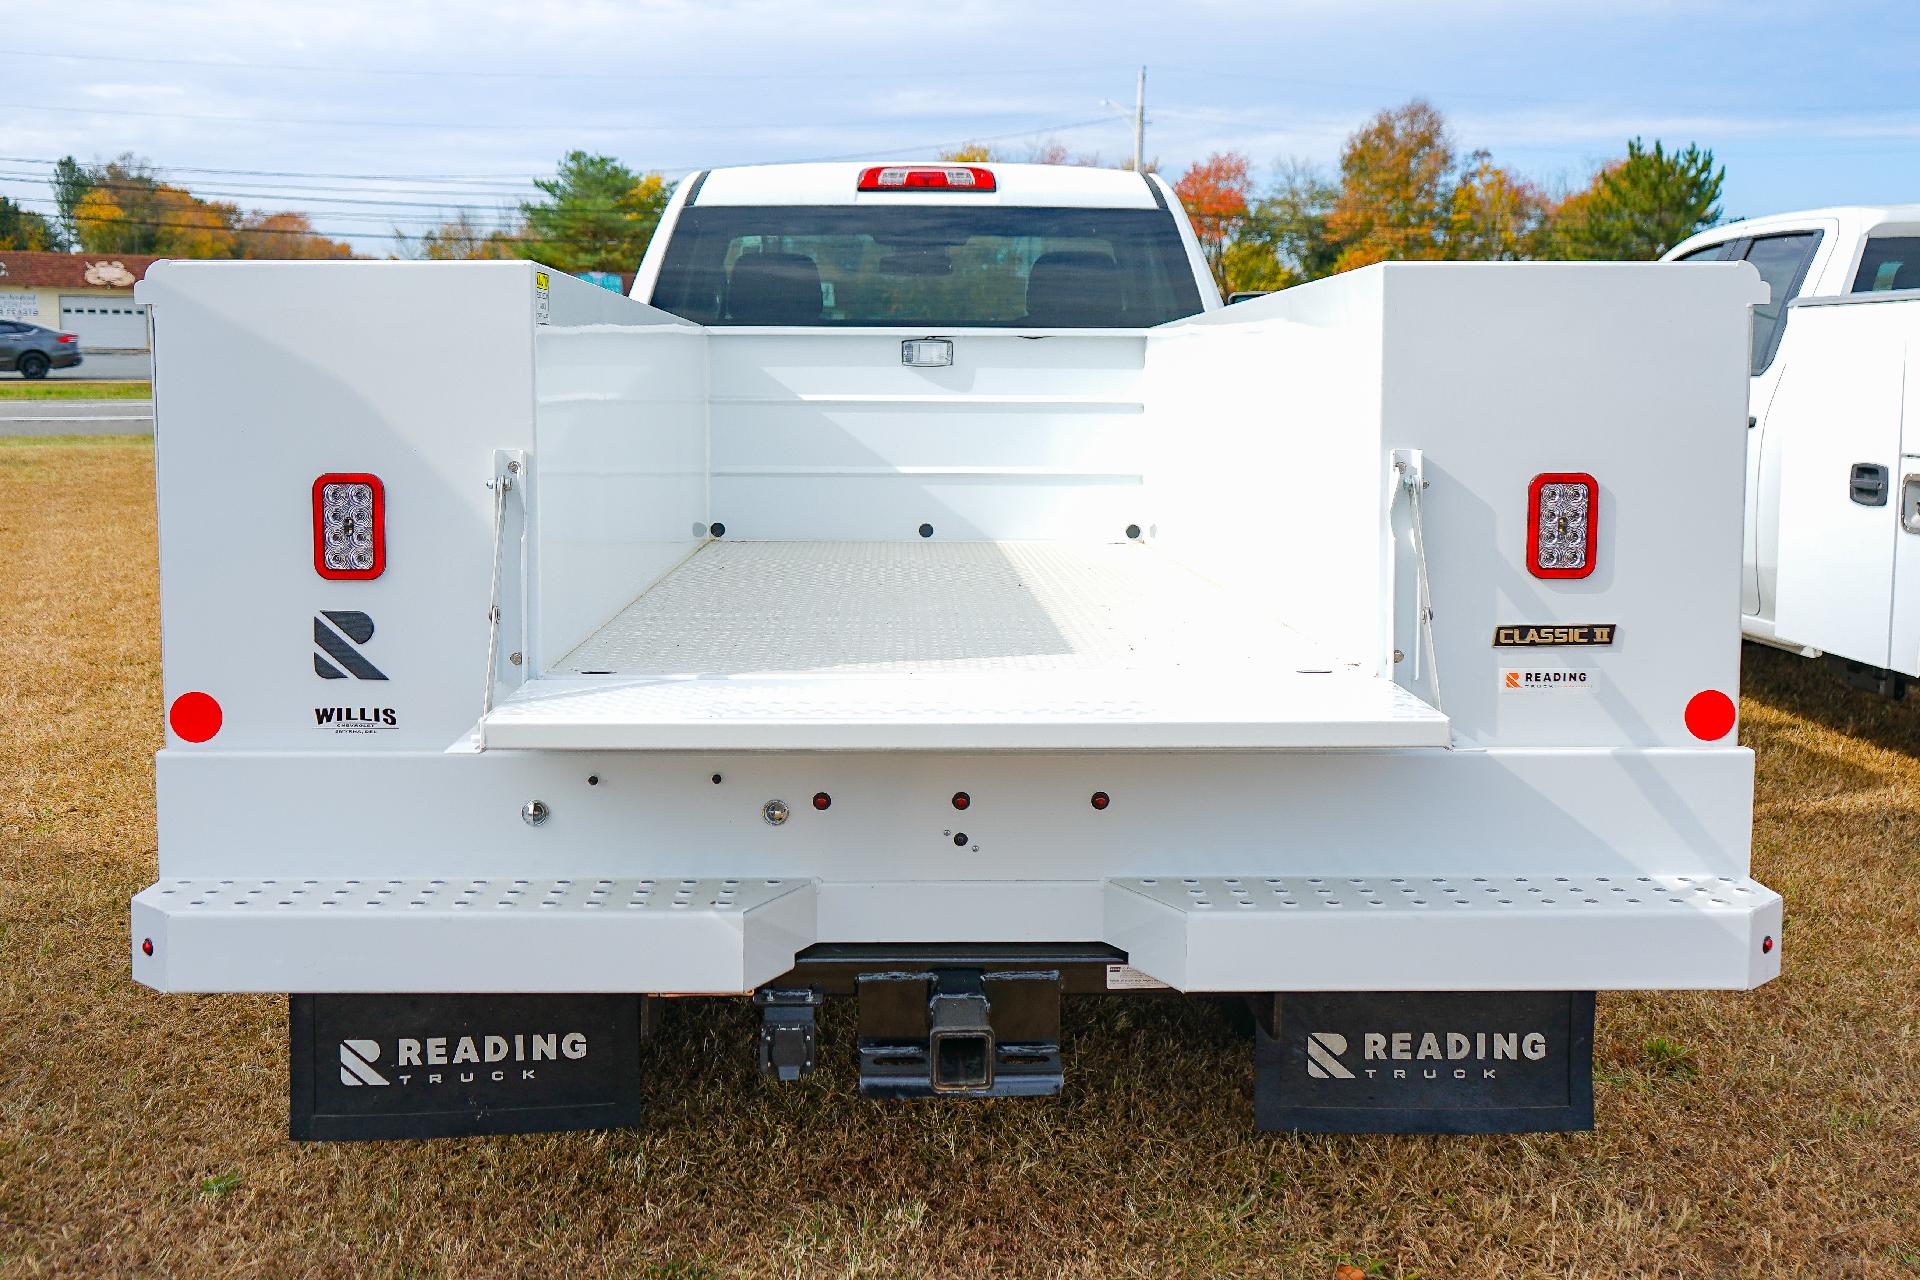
xmin=927 ymin=970 xmax=994 ymax=1092
xmin=856 ymin=967 xmax=1062 ymax=1098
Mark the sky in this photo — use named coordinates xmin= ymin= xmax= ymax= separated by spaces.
xmin=3 ymin=0 xmax=1917 ymax=256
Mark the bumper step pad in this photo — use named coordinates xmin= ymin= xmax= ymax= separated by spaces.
xmin=1104 ymin=874 xmax=1782 ymax=992
xmin=132 ymin=876 xmax=816 ymax=994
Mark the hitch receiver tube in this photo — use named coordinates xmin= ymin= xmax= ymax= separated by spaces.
xmin=928 ymin=971 xmax=994 ymax=1093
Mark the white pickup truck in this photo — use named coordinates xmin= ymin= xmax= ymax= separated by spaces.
xmin=1666 ymin=205 xmax=1920 ymax=695
xmin=132 ymin=161 xmax=1778 ymax=1140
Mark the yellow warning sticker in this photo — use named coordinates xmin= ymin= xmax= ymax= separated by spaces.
xmin=534 ymin=271 xmax=550 ymax=290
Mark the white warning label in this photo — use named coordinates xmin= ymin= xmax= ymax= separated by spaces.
xmin=1106 ymin=964 xmax=1171 ymax=990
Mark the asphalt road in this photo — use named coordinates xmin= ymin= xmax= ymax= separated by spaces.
xmin=0 ymin=350 xmax=153 ymax=382
xmin=0 ymin=398 xmax=154 ymax=436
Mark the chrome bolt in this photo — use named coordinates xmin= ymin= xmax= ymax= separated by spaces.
xmin=507 ymin=460 xmax=521 ymax=474
xmin=1393 ymin=649 xmax=1405 ymax=663
xmin=509 ymin=651 xmax=523 ymax=666
xmin=762 ymin=799 xmax=790 ymax=826
xmin=521 ymin=800 xmax=550 ymax=826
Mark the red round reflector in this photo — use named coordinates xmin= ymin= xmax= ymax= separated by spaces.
xmin=1091 ymin=791 xmax=1110 ymax=811
xmin=1684 ymin=690 xmax=1736 ymax=741
xmin=952 ymin=792 xmax=970 ymax=810
xmin=1762 ymin=935 xmax=1774 ymax=955
xmin=140 ymin=937 xmax=153 ymax=957
xmin=812 ymin=792 xmax=831 ymax=811
xmin=168 ymin=692 xmax=223 ymax=743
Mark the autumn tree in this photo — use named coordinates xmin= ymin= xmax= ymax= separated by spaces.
xmin=1449 ymin=150 xmax=1552 ymax=261
xmin=236 ymin=211 xmax=355 ymax=260
xmin=1226 ymin=160 xmax=1339 ymax=293
xmin=1174 ymin=151 xmax=1252 ymax=291
xmin=1326 ymin=100 xmax=1457 ymax=271
xmin=0 ymin=196 xmax=57 ymax=250
xmin=399 ymin=213 xmax=525 ymax=261
xmin=520 ymin=152 xmax=673 ymax=273
xmin=1547 ymin=139 xmax=1724 ymax=260
xmin=940 ymin=144 xmax=995 ymax=162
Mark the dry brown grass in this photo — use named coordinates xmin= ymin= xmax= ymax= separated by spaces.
xmin=2 ymin=438 xmax=1918 ymax=1279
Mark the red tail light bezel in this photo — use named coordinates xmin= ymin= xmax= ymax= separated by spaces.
xmin=857 ymin=165 xmax=996 ymax=193
xmin=312 ymin=472 xmax=386 ymax=581
xmin=1526 ymin=472 xmax=1597 ymax=580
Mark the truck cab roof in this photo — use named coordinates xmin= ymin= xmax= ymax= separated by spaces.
xmin=1667 ymin=204 xmax=1920 ymax=263
xmin=689 ymin=161 xmax=1167 ymax=209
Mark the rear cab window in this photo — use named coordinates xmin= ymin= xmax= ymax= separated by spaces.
xmin=651 ymin=205 xmax=1203 ymax=328
xmin=1851 ymin=233 xmax=1920 ymax=292
xmin=1675 ymin=231 xmax=1822 ymax=373
xmin=1740 ymin=232 xmax=1823 ymax=373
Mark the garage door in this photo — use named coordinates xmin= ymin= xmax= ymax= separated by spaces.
xmin=58 ymin=296 xmax=149 ymax=350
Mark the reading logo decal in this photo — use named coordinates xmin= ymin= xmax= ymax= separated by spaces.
xmin=339 ymin=1039 xmax=390 ymax=1086
xmin=335 ymin=1031 xmax=589 ymax=1089
xmin=1306 ymin=1028 xmax=1548 ymax=1082
xmin=1305 ymin=1032 xmax=1355 ymax=1079
xmin=1501 ymin=668 xmax=1594 ymax=693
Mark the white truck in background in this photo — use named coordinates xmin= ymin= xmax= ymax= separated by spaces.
xmin=1666 ymin=206 xmax=1920 ymax=696
xmin=131 ymin=162 xmax=1779 ymax=1141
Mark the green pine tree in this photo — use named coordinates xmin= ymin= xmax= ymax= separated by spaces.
xmin=1550 ymin=139 xmax=1725 ymax=260
xmin=519 ymin=152 xmax=674 ymax=274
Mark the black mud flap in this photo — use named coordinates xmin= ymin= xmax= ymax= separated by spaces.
xmin=289 ymin=994 xmax=644 ymax=1141
xmin=1254 ymin=991 xmax=1594 ymax=1134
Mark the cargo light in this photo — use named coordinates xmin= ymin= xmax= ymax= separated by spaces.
xmin=313 ymin=473 xmax=385 ymax=580
xmin=857 ymin=165 xmax=995 ymax=192
xmin=1527 ymin=473 xmax=1596 ymax=579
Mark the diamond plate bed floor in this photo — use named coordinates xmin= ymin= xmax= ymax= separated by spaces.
xmin=559 ymin=540 xmax=1314 ymax=675
xmin=487 ymin=541 xmax=1448 ymax=751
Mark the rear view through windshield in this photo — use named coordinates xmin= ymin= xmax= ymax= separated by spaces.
xmin=650 ymin=205 xmax=1204 ymax=328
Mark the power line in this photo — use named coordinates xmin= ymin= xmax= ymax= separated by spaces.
xmin=0 ymin=175 xmax=537 ymax=212
xmin=0 ymin=114 xmax=1121 ymax=196
xmin=0 ymin=99 xmax=1013 ymax=135
xmin=0 ymin=46 xmax=1109 ymax=84
xmin=0 ymin=155 xmax=544 ymax=184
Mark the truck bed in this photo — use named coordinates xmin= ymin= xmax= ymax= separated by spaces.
xmin=482 ymin=540 xmax=1449 ymax=751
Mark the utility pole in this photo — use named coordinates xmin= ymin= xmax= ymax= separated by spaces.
xmin=1132 ymin=66 xmax=1146 ymax=173
xmin=1102 ymin=67 xmax=1148 ymax=172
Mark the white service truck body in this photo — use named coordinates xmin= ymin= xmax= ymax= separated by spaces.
xmin=1667 ymin=205 xmax=1920 ymax=687
xmin=132 ymin=162 xmax=1777 ymax=1134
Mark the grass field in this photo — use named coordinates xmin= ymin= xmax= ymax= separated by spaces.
xmin=2 ymin=438 xmax=1916 ymax=1279
xmin=0 ymin=381 xmax=152 ymax=400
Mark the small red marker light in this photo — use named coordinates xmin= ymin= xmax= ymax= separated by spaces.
xmin=812 ymin=792 xmax=831 ymax=811
xmin=168 ymin=691 xmax=223 ymax=743
xmin=952 ymin=792 xmax=970 ymax=810
xmin=1684 ymin=689 xmax=1737 ymax=741
xmin=141 ymin=937 xmax=153 ymax=957
xmin=1762 ymin=935 xmax=1774 ymax=955
xmin=1091 ymin=791 xmax=1110 ymax=811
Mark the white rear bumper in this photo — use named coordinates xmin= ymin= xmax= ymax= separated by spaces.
xmin=132 ymin=871 xmax=1780 ymax=994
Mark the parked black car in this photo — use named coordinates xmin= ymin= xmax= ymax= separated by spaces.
xmin=0 ymin=320 xmax=84 ymax=378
